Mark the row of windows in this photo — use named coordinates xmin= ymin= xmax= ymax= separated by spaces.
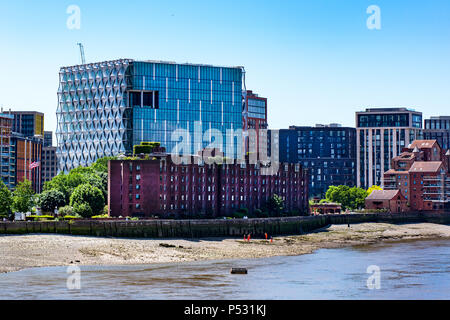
xmin=425 ymin=120 xmax=450 ymax=130
xmin=133 ymin=62 xmax=242 ymax=82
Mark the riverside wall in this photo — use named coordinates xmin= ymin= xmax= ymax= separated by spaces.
xmin=1 ymin=212 xmax=450 ymax=238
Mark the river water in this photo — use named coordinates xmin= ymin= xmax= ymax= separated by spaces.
xmin=1 ymin=239 xmax=449 ymax=299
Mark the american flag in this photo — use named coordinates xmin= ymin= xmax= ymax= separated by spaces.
xmin=29 ymin=161 xmax=40 ymax=169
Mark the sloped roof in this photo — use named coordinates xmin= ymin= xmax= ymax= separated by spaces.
xmin=409 ymin=161 xmax=443 ymax=173
xmin=384 ymin=169 xmax=409 ymax=175
xmin=366 ymin=190 xmax=400 ymax=201
xmin=409 ymin=140 xmax=437 ymax=149
xmin=393 ymin=152 xmax=415 ymax=161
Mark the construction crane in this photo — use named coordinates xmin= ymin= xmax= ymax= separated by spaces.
xmin=77 ymin=43 xmax=86 ymax=64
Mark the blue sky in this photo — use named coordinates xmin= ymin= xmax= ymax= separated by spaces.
xmin=1 ymin=0 xmax=449 ymax=136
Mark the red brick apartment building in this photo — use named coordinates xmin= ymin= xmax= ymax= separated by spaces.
xmin=108 ymin=149 xmax=309 ymax=218
xmin=382 ymin=140 xmax=450 ymax=212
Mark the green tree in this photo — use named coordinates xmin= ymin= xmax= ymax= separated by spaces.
xmin=91 ymin=156 xmax=117 ymax=174
xmin=69 ymin=183 xmax=105 ymax=217
xmin=43 ymin=172 xmax=84 ymax=204
xmin=73 ymin=202 xmax=93 ymax=218
xmin=325 ymin=185 xmax=368 ymax=210
xmin=43 ymin=164 xmax=108 ymax=205
xmin=12 ymin=179 xmax=35 ymax=213
xmin=58 ymin=205 xmax=74 ymax=217
xmin=267 ymin=194 xmax=284 ymax=216
xmin=39 ymin=189 xmax=66 ymax=213
xmin=0 ymin=181 xmax=13 ymax=217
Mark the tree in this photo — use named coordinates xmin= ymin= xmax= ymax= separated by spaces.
xmin=58 ymin=205 xmax=73 ymax=216
xmin=0 ymin=181 xmax=13 ymax=217
xmin=12 ymin=179 xmax=35 ymax=213
xmin=43 ymin=172 xmax=84 ymax=204
xmin=73 ymin=202 xmax=93 ymax=218
xmin=43 ymin=165 xmax=108 ymax=205
xmin=91 ymin=156 xmax=117 ymax=174
xmin=69 ymin=183 xmax=105 ymax=217
xmin=325 ymin=185 xmax=368 ymax=210
xmin=39 ymin=189 xmax=66 ymax=213
xmin=267 ymin=194 xmax=284 ymax=216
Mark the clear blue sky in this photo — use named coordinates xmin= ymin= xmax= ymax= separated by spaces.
xmin=1 ymin=0 xmax=449 ymax=136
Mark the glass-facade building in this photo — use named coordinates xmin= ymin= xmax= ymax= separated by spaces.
xmin=243 ymin=90 xmax=268 ymax=154
xmin=356 ymin=108 xmax=423 ymax=189
xmin=56 ymin=59 xmax=243 ymax=172
xmin=0 ymin=114 xmax=15 ymax=189
xmin=271 ymin=124 xmax=356 ymax=198
xmin=424 ymin=116 xmax=450 ymax=151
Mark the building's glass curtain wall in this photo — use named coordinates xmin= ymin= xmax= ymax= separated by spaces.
xmin=424 ymin=116 xmax=450 ymax=150
xmin=130 ymin=61 xmax=243 ymax=157
xmin=56 ymin=59 xmax=243 ymax=173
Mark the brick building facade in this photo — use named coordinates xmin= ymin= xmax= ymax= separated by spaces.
xmin=383 ymin=140 xmax=450 ymax=212
xmin=108 ymin=150 xmax=309 ymax=218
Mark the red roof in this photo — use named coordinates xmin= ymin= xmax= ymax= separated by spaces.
xmin=366 ymin=190 xmax=402 ymax=201
xmin=408 ymin=140 xmax=437 ymax=149
xmin=409 ymin=161 xmax=443 ymax=173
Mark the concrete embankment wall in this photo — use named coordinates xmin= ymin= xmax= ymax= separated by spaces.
xmin=0 ymin=212 xmax=449 ymax=238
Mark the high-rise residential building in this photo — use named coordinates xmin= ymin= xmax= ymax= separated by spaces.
xmin=243 ymin=90 xmax=268 ymax=154
xmin=356 ymin=107 xmax=423 ymax=189
xmin=12 ymin=135 xmax=43 ymax=193
xmin=42 ymin=130 xmax=58 ymax=183
xmin=42 ymin=146 xmax=57 ymax=184
xmin=0 ymin=113 xmax=15 ymax=189
xmin=0 ymin=111 xmax=44 ymax=192
xmin=108 ymin=148 xmax=309 ymax=218
xmin=10 ymin=111 xmax=44 ymax=139
xmin=271 ymin=124 xmax=356 ymax=197
xmin=424 ymin=116 xmax=450 ymax=151
xmin=56 ymin=59 xmax=244 ymax=172
xmin=44 ymin=131 xmax=53 ymax=147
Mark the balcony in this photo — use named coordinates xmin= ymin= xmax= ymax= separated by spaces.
xmin=423 ymin=176 xmax=440 ymax=181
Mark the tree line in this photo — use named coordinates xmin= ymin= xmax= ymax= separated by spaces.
xmin=0 ymin=157 xmax=115 ymax=220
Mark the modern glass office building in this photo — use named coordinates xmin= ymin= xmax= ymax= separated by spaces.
xmin=424 ymin=116 xmax=450 ymax=150
xmin=356 ymin=108 xmax=423 ymax=189
xmin=56 ymin=59 xmax=244 ymax=172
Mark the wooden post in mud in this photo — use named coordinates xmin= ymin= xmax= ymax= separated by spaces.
xmin=231 ymin=268 xmax=248 ymax=274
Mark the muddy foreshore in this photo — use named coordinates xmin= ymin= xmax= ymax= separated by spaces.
xmin=1 ymin=222 xmax=450 ymax=274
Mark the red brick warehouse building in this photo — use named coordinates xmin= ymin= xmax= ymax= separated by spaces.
xmin=108 ymin=149 xmax=309 ymax=218
xmin=383 ymin=140 xmax=450 ymax=212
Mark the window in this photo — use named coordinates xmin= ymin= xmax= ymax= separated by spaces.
xmin=136 ymin=174 xmax=141 ymax=181
xmin=130 ymin=90 xmax=159 ymax=109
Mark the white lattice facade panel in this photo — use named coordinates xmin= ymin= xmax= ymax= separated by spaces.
xmin=56 ymin=59 xmax=133 ymax=172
